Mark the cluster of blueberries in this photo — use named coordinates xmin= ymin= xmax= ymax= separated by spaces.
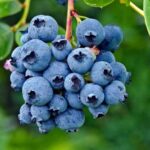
xmin=9 ymin=15 xmax=131 ymax=133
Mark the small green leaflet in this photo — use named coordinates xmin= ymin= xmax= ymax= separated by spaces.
xmin=83 ymin=0 xmax=114 ymax=8
xmin=144 ymin=0 xmax=150 ymax=35
xmin=0 ymin=0 xmax=22 ymax=18
xmin=0 ymin=23 xmax=14 ymax=60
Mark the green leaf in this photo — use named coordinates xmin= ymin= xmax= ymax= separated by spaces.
xmin=83 ymin=0 xmax=114 ymax=8
xmin=0 ymin=0 xmax=22 ymax=18
xmin=0 ymin=23 xmax=14 ymax=60
xmin=58 ymin=26 xmax=65 ymax=34
xmin=120 ymin=0 xmax=130 ymax=6
xmin=144 ymin=0 xmax=150 ymax=35
xmin=15 ymin=25 xmax=28 ymax=46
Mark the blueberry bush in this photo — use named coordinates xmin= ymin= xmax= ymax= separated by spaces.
xmin=0 ymin=0 xmax=150 ymax=150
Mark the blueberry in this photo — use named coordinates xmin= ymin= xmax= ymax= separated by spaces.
xmin=65 ymin=92 xmax=83 ymax=109
xmin=80 ymin=83 xmax=104 ymax=108
xmin=54 ymin=35 xmax=65 ymax=40
xmin=91 ymin=61 xmax=113 ymax=86
xmin=52 ymin=39 xmax=72 ymax=60
xmin=37 ymin=119 xmax=55 ymax=134
xmin=89 ymin=104 xmax=109 ymax=119
xmin=43 ymin=61 xmax=70 ymax=89
xmin=21 ymin=39 xmax=51 ymax=71
xmin=10 ymin=47 xmax=26 ymax=73
xmin=56 ymin=0 xmax=77 ymax=5
xmin=98 ymin=25 xmax=123 ymax=51
xmin=125 ymin=72 xmax=132 ymax=84
xmin=55 ymin=108 xmax=85 ymax=132
xmin=18 ymin=104 xmax=32 ymax=124
xmin=25 ymin=69 xmax=41 ymax=79
xmin=111 ymin=62 xmax=128 ymax=84
xmin=22 ymin=77 xmax=53 ymax=106
xmin=49 ymin=94 xmax=68 ymax=115
xmin=96 ymin=51 xmax=115 ymax=63
xmin=104 ymin=80 xmax=128 ymax=105
xmin=28 ymin=15 xmax=58 ymax=42
xmin=67 ymin=48 xmax=95 ymax=74
xmin=21 ymin=33 xmax=31 ymax=44
xmin=57 ymin=0 xmax=67 ymax=5
xmin=10 ymin=71 xmax=25 ymax=91
xmin=76 ymin=18 xmax=105 ymax=47
xmin=31 ymin=105 xmax=50 ymax=122
xmin=64 ymin=73 xmax=85 ymax=92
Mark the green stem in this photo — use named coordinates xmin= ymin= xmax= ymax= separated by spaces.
xmin=129 ymin=2 xmax=144 ymax=17
xmin=79 ymin=15 xmax=88 ymax=20
xmin=11 ymin=0 xmax=31 ymax=32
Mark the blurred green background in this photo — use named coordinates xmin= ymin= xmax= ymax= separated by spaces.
xmin=0 ymin=0 xmax=150 ymax=150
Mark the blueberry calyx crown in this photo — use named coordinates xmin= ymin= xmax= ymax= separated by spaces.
xmin=73 ymin=51 xmax=86 ymax=62
xmin=103 ymin=69 xmax=113 ymax=77
xmin=71 ymin=75 xmax=81 ymax=90
xmin=10 ymin=57 xmax=17 ymax=67
xmin=28 ymin=90 xmax=36 ymax=99
xmin=33 ymin=19 xmax=46 ymax=28
xmin=87 ymin=94 xmax=98 ymax=103
xmin=23 ymin=51 xmax=37 ymax=64
xmin=84 ymin=31 xmax=97 ymax=42
xmin=52 ymin=75 xmax=64 ymax=84
xmin=52 ymin=39 xmax=67 ymax=50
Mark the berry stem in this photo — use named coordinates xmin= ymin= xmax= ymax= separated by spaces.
xmin=11 ymin=0 xmax=31 ymax=32
xmin=65 ymin=0 xmax=75 ymax=40
xmin=71 ymin=10 xmax=81 ymax=23
xmin=129 ymin=2 xmax=144 ymax=17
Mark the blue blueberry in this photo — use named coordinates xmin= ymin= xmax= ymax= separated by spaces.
xmin=111 ymin=62 xmax=128 ymax=84
xmin=31 ymin=105 xmax=50 ymax=122
xmin=37 ymin=119 xmax=55 ymax=134
xmin=10 ymin=47 xmax=26 ymax=73
xmin=10 ymin=71 xmax=25 ymax=91
xmin=25 ymin=69 xmax=41 ymax=79
xmin=89 ymin=104 xmax=109 ymax=119
xmin=104 ymin=80 xmax=128 ymax=105
xmin=80 ymin=83 xmax=104 ymax=108
xmin=54 ymin=35 xmax=65 ymax=40
xmin=76 ymin=18 xmax=105 ymax=47
xmin=64 ymin=73 xmax=85 ymax=92
xmin=55 ymin=108 xmax=85 ymax=132
xmin=91 ymin=61 xmax=113 ymax=86
xmin=43 ymin=61 xmax=70 ymax=89
xmin=51 ymin=39 xmax=72 ymax=60
xmin=49 ymin=94 xmax=68 ymax=115
xmin=57 ymin=0 xmax=67 ymax=5
xmin=65 ymin=92 xmax=83 ymax=109
xmin=96 ymin=51 xmax=115 ymax=63
xmin=98 ymin=25 xmax=123 ymax=51
xmin=67 ymin=48 xmax=95 ymax=74
xmin=28 ymin=15 xmax=58 ymax=42
xmin=18 ymin=104 xmax=32 ymax=124
xmin=21 ymin=33 xmax=31 ymax=44
xmin=22 ymin=77 xmax=53 ymax=106
xmin=21 ymin=39 xmax=51 ymax=72
xmin=57 ymin=0 xmax=77 ymax=5
xmin=125 ymin=72 xmax=132 ymax=84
